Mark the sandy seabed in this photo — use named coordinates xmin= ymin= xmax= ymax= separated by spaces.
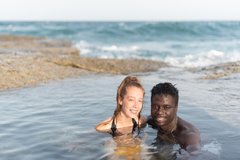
xmin=1 ymin=35 xmax=239 ymax=91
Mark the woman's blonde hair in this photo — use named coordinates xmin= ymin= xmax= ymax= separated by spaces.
xmin=113 ymin=76 xmax=144 ymax=117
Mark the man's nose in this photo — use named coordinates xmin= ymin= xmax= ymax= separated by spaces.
xmin=157 ymin=106 xmax=165 ymax=113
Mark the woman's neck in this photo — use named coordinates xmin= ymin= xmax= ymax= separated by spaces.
xmin=118 ymin=111 xmax=132 ymax=120
xmin=116 ymin=111 xmax=134 ymax=126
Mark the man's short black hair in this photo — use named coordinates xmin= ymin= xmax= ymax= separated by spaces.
xmin=151 ymin=82 xmax=179 ymax=106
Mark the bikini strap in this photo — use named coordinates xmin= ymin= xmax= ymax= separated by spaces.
xmin=111 ymin=117 xmax=139 ymax=136
xmin=132 ymin=118 xmax=138 ymax=133
xmin=111 ymin=118 xmax=117 ymax=136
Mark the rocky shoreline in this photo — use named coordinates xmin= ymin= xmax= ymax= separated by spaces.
xmin=1 ymin=35 xmax=239 ymax=91
xmin=186 ymin=61 xmax=240 ymax=80
xmin=0 ymin=35 xmax=168 ymax=90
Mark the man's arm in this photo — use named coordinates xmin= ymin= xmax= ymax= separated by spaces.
xmin=185 ymin=131 xmax=201 ymax=153
xmin=178 ymin=117 xmax=201 ymax=153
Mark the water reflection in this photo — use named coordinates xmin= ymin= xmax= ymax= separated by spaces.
xmin=99 ymin=132 xmax=151 ymax=160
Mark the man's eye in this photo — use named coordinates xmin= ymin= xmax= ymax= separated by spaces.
xmin=164 ymin=106 xmax=172 ymax=110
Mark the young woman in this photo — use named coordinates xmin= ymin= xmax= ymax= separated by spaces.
xmin=95 ymin=76 xmax=146 ymax=136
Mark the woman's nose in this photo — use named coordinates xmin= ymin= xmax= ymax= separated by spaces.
xmin=133 ymin=100 xmax=138 ymax=107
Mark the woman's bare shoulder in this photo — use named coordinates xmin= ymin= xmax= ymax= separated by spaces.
xmin=95 ymin=117 xmax=113 ymax=132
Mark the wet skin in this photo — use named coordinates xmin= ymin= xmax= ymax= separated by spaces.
xmin=119 ymin=86 xmax=144 ymax=120
xmin=151 ymin=94 xmax=177 ymax=130
xmin=150 ymin=94 xmax=200 ymax=151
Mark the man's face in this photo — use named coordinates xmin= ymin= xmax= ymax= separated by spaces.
xmin=151 ymin=94 xmax=177 ymax=127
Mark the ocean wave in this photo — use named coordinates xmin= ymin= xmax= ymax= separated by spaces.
xmin=2 ymin=21 xmax=240 ymax=42
xmin=75 ymin=40 xmax=92 ymax=55
xmin=93 ymin=22 xmax=240 ymax=41
xmin=75 ymin=41 xmax=140 ymax=58
xmin=101 ymin=45 xmax=139 ymax=52
xmin=164 ymin=50 xmax=240 ymax=67
xmin=0 ymin=24 xmax=38 ymax=32
xmin=76 ymin=40 xmax=240 ymax=67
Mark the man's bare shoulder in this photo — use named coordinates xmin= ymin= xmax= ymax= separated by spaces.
xmin=177 ymin=117 xmax=200 ymax=147
xmin=178 ymin=117 xmax=199 ymax=134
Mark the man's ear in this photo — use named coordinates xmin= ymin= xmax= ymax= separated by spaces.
xmin=176 ymin=105 xmax=178 ymax=112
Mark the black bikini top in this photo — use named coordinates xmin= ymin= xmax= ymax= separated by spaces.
xmin=111 ymin=117 xmax=138 ymax=137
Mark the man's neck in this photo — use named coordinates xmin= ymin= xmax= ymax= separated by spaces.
xmin=160 ymin=116 xmax=178 ymax=134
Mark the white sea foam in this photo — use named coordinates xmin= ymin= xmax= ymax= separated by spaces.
xmin=201 ymin=141 xmax=222 ymax=155
xmin=75 ymin=41 xmax=139 ymax=57
xmin=75 ymin=40 xmax=92 ymax=55
xmin=101 ymin=45 xmax=139 ymax=52
xmin=5 ymin=25 xmax=37 ymax=31
xmin=165 ymin=50 xmax=240 ymax=67
xmin=75 ymin=40 xmax=240 ymax=67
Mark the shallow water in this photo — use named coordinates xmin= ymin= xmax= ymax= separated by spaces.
xmin=0 ymin=69 xmax=239 ymax=160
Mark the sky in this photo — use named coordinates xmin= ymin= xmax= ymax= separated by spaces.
xmin=0 ymin=0 xmax=240 ymax=21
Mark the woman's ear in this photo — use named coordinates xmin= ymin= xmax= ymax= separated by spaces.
xmin=118 ymin=96 xmax=123 ymax=106
xmin=119 ymin=99 xmax=123 ymax=105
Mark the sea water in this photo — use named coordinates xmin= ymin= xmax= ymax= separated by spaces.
xmin=0 ymin=22 xmax=240 ymax=159
xmin=0 ymin=71 xmax=239 ymax=159
xmin=1 ymin=21 xmax=240 ymax=67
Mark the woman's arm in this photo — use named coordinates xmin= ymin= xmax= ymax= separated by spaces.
xmin=95 ymin=117 xmax=113 ymax=132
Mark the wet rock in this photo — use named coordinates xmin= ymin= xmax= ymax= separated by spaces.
xmin=199 ymin=61 xmax=240 ymax=80
xmin=0 ymin=35 xmax=167 ymax=90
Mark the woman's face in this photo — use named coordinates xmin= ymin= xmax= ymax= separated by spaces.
xmin=119 ymin=86 xmax=144 ymax=119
